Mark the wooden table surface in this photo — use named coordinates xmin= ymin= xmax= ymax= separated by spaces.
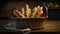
xmin=32 ymin=20 xmax=60 ymax=32
xmin=0 ymin=20 xmax=60 ymax=32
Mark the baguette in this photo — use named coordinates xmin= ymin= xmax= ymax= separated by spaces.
xmin=37 ymin=6 xmax=43 ymax=17
xmin=31 ymin=7 xmax=38 ymax=17
xmin=15 ymin=10 xmax=25 ymax=18
xmin=13 ymin=4 xmax=44 ymax=18
xmin=26 ymin=4 xmax=31 ymax=17
xmin=26 ymin=8 xmax=31 ymax=17
xmin=21 ymin=7 xmax=25 ymax=16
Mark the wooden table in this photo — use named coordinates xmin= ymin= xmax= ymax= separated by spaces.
xmin=0 ymin=20 xmax=60 ymax=32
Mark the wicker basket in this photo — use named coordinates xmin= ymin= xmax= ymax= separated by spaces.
xmin=12 ymin=17 xmax=47 ymax=30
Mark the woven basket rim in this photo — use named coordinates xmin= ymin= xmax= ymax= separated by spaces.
xmin=11 ymin=17 xmax=47 ymax=19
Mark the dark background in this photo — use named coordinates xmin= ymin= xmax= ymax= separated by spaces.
xmin=0 ymin=0 xmax=60 ymax=20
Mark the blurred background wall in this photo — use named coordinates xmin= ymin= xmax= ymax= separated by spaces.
xmin=0 ymin=0 xmax=60 ymax=20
